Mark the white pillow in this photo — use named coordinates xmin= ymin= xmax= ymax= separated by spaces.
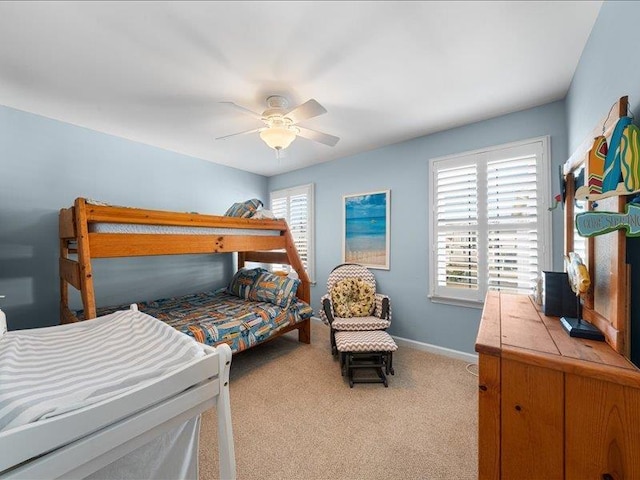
xmin=251 ymin=208 xmax=276 ymax=219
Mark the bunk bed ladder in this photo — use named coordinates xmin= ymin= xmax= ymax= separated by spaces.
xmin=59 ymin=198 xmax=97 ymax=323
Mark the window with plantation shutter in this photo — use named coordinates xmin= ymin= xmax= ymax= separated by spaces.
xmin=435 ymin=162 xmax=479 ymax=297
xmin=572 ymin=198 xmax=588 ymax=264
xmin=270 ymin=183 xmax=314 ymax=283
xmin=429 ymin=137 xmax=552 ymax=306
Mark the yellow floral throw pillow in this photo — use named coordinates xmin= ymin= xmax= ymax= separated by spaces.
xmin=331 ymin=278 xmax=375 ymax=318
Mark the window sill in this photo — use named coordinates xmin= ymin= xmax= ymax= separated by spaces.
xmin=428 ymin=295 xmax=484 ymax=309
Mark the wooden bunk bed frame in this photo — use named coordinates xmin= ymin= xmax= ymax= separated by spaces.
xmin=59 ymin=197 xmax=311 ymax=345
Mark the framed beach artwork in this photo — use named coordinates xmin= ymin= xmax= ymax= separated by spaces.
xmin=342 ymin=190 xmax=390 ymax=270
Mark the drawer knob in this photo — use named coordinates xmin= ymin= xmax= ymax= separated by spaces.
xmin=515 ymin=405 xmax=522 ymax=411
xmin=479 ymin=385 xmax=487 ymax=391
xmin=602 ymin=475 xmax=614 ymax=480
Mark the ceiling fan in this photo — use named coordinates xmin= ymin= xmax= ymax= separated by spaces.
xmin=216 ymin=96 xmax=340 ymax=155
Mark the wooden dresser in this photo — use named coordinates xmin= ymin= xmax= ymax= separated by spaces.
xmin=476 ymin=291 xmax=640 ymax=480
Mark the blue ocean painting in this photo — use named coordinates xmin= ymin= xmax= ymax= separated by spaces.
xmin=345 ymin=192 xmax=388 ymax=266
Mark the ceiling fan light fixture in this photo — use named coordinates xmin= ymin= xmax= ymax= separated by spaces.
xmin=260 ymin=126 xmax=297 ymax=151
xmin=218 ymin=96 xmax=339 ymax=151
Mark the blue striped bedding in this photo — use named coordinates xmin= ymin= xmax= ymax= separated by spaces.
xmin=82 ymin=291 xmax=313 ymax=353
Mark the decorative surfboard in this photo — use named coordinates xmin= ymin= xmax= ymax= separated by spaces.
xmin=576 ymin=202 xmax=640 ymax=237
xmin=622 ymin=124 xmax=640 ymax=192
xmin=575 ymin=117 xmax=640 ymax=201
xmin=587 ymin=135 xmax=607 ymax=195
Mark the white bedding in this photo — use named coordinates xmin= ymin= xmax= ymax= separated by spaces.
xmin=0 ymin=309 xmax=236 ymax=480
xmin=90 ymin=222 xmax=279 ymax=236
xmin=0 ymin=309 xmax=205 ymax=432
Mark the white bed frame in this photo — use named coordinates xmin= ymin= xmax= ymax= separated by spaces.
xmin=0 ymin=339 xmax=236 ymax=479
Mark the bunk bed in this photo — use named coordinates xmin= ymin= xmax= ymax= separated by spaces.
xmin=59 ymin=197 xmax=312 ymax=351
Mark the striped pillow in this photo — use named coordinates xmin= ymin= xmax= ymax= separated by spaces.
xmin=249 ymin=271 xmax=300 ymax=308
xmin=224 ymin=198 xmax=263 ymax=218
xmin=227 ymin=268 xmax=266 ymax=299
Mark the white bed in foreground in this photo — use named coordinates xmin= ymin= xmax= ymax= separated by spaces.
xmin=0 ymin=307 xmax=235 ymax=480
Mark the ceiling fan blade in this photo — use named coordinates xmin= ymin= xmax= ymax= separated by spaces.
xmin=219 ymin=101 xmax=264 ymax=120
xmin=215 ymin=128 xmax=262 ymax=140
xmin=285 ymin=99 xmax=327 ymax=124
xmin=296 ymin=127 xmax=340 ymax=147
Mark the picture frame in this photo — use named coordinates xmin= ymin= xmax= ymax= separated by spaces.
xmin=342 ymin=190 xmax=390 ymax=270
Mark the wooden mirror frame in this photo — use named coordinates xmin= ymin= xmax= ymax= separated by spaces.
xmin=563 ymin=96 xmax=630 ymax=355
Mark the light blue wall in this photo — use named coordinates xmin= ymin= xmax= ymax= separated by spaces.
xmin=269 ymin=101 xmax=567 ymax=354
xmin=0 ymin=105 xmax=268 ymax=330
xmin=566 ymin=1 xmax=640 ymax=152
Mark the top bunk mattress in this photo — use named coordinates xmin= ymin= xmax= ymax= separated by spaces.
xmin=89 ymin=223 xmax=280 ymax=236
xmin=0 ymin=309 xmax=207 ymax=434
xmin=85 ymin=291 xmax=314 ymax=354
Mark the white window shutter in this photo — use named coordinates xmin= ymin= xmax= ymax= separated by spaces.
xmin=486 ymin=154 xmax=540 ymax=295
xmin=271 ymin=196 xmax=288 ymax=220
xmin=572 ymin=199 xmax=588 ymax=263
xmin=429 ymin=137 xmax=551 ymax=305
xmin=433 ymin=161 xmax=481 ymax=301
xmin=269 ymin=184 xmax=314 ymax=283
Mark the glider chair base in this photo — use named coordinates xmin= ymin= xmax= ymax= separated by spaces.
xmin=335 ymin=330 xmax=397 ymax=388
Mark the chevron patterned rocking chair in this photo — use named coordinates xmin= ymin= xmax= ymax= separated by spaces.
xmin=320 ymin=263 xmax=392 ymax=356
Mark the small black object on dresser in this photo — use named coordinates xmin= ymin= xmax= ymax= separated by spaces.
xmin=542 ymin=271 xmax=578 ymax=318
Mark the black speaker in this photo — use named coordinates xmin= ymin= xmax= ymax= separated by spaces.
xmin=542 ymin=271 xmax=578 ymax=318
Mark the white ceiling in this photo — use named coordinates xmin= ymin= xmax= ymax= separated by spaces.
xmin=0 ymin=1 xmax=602 ymax=177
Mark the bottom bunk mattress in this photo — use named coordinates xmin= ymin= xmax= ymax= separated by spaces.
xmin=85 ymin=291 xmax=314 ymax=353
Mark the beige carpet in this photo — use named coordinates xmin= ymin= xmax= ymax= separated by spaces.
xmin=199 ymin=321 xmax=478 ymax=480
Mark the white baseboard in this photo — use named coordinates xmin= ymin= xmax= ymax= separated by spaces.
xmin=310 ymin=316 xmax=478 ymax=363
xmin=391 ymin=335 xmax=478 ymax=363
